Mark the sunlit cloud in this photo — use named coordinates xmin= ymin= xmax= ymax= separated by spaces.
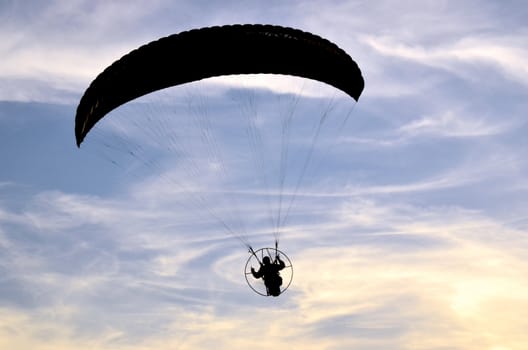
xmin=2 ymin=176 xmax=528 ymax=349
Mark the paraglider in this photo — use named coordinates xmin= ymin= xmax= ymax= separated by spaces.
xmin=246 ymin=247 xmax=291 ymax=297
xmin=75 ymin=24 xmax=364 ymax=297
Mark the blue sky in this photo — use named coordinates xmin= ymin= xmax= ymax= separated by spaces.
xmin=1 ymin=1 xmax=528 ymax=349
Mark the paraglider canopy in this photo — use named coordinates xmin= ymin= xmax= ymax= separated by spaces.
xmin=75 ymin=24 xmax=364 ymax=146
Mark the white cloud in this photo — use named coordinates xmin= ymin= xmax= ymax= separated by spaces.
xmin=0 ymin=1 xmax=175 ymax=102
xmin=398 ymin=109 xmax=512 ymax=138
xmin=341 ymin=108 xmax=513 ymax=149
xmin=363 ymin=34 xmax=528 ymax=86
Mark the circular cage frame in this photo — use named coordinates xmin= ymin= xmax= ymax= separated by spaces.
xmin=244 ymin=247 xmax=293 ymax=296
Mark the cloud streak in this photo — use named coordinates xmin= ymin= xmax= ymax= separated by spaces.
xmin=363 ymin=34 xmax=528 ymax=86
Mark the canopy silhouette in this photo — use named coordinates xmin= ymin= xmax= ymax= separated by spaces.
xmin=75 ymin=24 xmax=365 ymax=146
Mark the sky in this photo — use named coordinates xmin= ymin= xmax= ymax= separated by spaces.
xmin=1 ymin=1 xmax=528 ymax=349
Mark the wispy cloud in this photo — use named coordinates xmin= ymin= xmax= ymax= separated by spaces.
xmin=363 ymin=34 xmax=528 ymax=87
xmin=0 ymin=1 xmax=187 ymax=102
xmin=2 ymin=169 xmax=528 ymax=349
xmin=340 ymin=107 xmax=514 ymax=149
xmin=398 ymin=108 xmax=512 ymax=138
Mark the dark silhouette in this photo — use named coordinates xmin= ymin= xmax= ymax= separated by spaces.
xmin=75 ymin=24 xmax=364 ymax=147
xmin=251 ymin=255 xmax=285 ymax=296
